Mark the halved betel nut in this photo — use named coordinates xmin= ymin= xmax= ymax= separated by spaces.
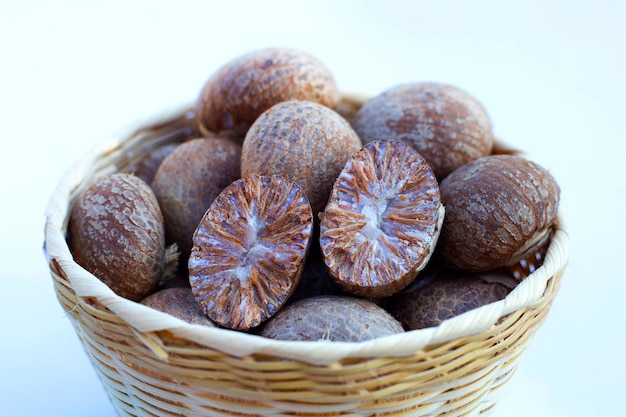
xmin=319 ymin=140 xmax=444 ymax=298
xmin=188 ymin=174 xmax=313 ymax=331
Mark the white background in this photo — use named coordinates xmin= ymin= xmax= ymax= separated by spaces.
xmin=1 ymin=1 xmax=625 ymax=416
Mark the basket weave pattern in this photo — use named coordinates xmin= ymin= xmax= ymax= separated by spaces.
xmin=44 ymin=103 xmax=568 ymax=417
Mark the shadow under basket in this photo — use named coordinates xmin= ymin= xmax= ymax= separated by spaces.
xmin=44 ymin=100 xmax=569 ymax=417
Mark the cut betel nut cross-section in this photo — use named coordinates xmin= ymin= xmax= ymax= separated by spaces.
xmin=319 ymin=140 xmax=445 ymax=298
xmin=188 ymin=174 xmax=314 ymax=331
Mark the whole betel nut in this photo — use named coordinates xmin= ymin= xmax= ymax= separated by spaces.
xmin=195 ymin=48 xmax=340 ymax=135
xmin=69 ymin=173 xmax=167 ymax=301
xmin=319 ymin=140 xmax=444 ymax=298
xmin=188 ymin=174 xmax=313 ymax=331
xmin=151 ymin=137 xmax=241 ymax=258
xmin=260 ymin=295 xmax=404 ymax=342
xmin=241 ymin=99 xmax=362 ymax=216
xmin=352 ymin=82 xmax=494 ymax=179
xmin=437 ymin=154 xmax=560 ymax=272
xmin=387 ymin=269 xmax=511 ymax=330
xmin=140 ymin=287 xmax=216 ymax=327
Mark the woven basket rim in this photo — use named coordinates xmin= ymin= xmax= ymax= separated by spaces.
xmin=43 ymin=102 xmax=570 ymax=365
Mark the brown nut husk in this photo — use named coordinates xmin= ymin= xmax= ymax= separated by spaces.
xmin=260 ymin=295 xmax=404 ymax=342
xmin=151 ymin=137 xmax=241 ymax=258
xmin=352 ymin=82 xmax=493 ymax=179
xmin=241 ymin=99 xmax=362 ymax=216
xmin=188 ymin=174 xmax=313 ymax=331
xmin=320 ymin=140 xmax=444 ymax=298
xmin=140 ymin=287 xmax=216 ymax=327
xmin=437 ymin=154 xmax=560 ymax=272
xmin=69 ymin=173 xmax=166 ymax=301
xmin=195 ymin=47 xmax=340 ymax=136
xmin=387 ymin=268 xmax=511 ymax=330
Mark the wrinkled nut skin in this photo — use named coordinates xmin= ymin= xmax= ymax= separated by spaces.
xmin=438 ymin=154 xmax=560 ymax=272
xmin=69 ymin=173 xmax=166 ymax=301
xmin=140 ymin=287 xmax=216 ymax=327
xmin=352 ymin=82 xmax=493 ymax=179
xmin=151 ymin=137 xmax=241 ymax=258
xmin=189 ymin=174 xmax=313 ymax=331
xmin=387 ymin=271 xmax=511 ymax=330
xmin=260 ymin=295 xmax=404 ymax=342
xmin=242 ymin=100 xmax=362 ymax=216
xmin=320 ymin=140 xmax=444 ymax=298
xmin=195 ymin=48 xmax=340 ymax=135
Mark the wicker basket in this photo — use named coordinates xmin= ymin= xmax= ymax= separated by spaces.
xmin=44 ymin=99 xmax=569 ymax=417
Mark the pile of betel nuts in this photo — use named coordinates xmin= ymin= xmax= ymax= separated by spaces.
xmin=68 ymin=47 xmax=560 ymax=342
